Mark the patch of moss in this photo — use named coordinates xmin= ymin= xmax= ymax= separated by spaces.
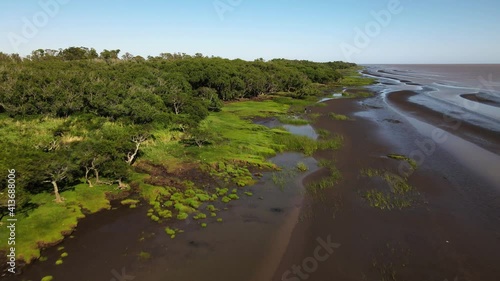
xmin=120 ymin=199 xmax=140 ymax=206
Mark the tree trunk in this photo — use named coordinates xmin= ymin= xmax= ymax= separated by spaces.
xmin=52 ymin=180 xmax=63 ymax=203
xmin=126 ymin=142 xmax=141 ymax=165
xmin=94 ymin=169 xmax=100 ymax=183
xmin=91 ymin=158 xmax=100 ymax=183
xmin=117 ymin=178 xmax=128 ymax=189
xmin=85 ymin=167 xmax=94 ymax=187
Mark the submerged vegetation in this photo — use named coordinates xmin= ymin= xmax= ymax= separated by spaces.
xmin=307 ymin=159 xmax=342 ymax=194
xmin=360 ymin=168 xmax=417 ymax=210
xmin=328 ymin=112 xmax=352 ymax=121
xmin=0 ymin=47 xmax=363 ymax=264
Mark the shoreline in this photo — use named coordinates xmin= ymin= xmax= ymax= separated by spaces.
xmin=273 ymin=93 xmax=500 ymax=280
xmin=387 ymin=90 xmax=500 ymax=154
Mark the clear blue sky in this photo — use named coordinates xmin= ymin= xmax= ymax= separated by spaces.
xmin=1 ymin=0 xmax=499 ymax=64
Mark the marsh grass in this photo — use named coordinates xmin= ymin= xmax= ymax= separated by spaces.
xmin=277 ymin=116 xmax=309 ymax=125
xmin=387 ymin=153 xmax=418 ymax=171
xmin=307 ymin=159 xmax=342 ymax=194
xmin=296 ymin=162 xmax=308 ymax=172
xmin=361 ymin=169 xmax=416 ymax=210
xmin=317 ymin=129 xmax=330 ymax=139
xmin=328 ymin=112 xmax=351 ymax=121
xmin=272 ymin=168 xmax=298 ymax=191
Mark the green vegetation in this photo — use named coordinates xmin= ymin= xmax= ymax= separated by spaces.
xmin=121 ymin=199 xmax=140 ymax=209
xmin=277 ymin=116 xmax=309 ymax=125
xmin=361 ymin=169 xmax=416 ymax=210
xmin=138 ymin=251 xmax=151 ymax=260
xmin=41 ymin=276 xmax=54 ymax=281
xmin=0 ymin=47 xmax=361 ymax=264
xmin=317 ymin=129 xmax=330 ymax=139
xmin=60 ymin=252 xmax=68 ymax=258
xmin=328 ymin=112 xmax=351 ymax=121
xmin=296 ymin=162 xmax=309 ymax=172
xmin=307 ymin=160 xmax=342 ymax=194
xmin=55 ymin=259 xmax=63 ymax=265
xmin=387 ymin=153 xmax=418 ymax=171
xmin=336 ymin=67 xmax=375 ymax=87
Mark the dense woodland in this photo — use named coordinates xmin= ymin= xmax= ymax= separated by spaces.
xmin=0 ymin=47 xmax=355 ymax=214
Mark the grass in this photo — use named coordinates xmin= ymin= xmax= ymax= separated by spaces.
xmin=387 ymin=153 xmax=418 ymax=171
xmin=317 ymin=129 xmax=330 ymax=139
xmin=361 ymin=169 xmax=416 ymax=210
xmin=328 ymin=112 xmax=351 ymax=121
xmin=120 ymin=199 xmax=140 ymax=206
xmin=335 ymin=67 xmax=376 ymax=87
xmin=296 ymin=162 xmax=308 ymax=172
xmin=277 ymin=115 xmax=309 ymax=125
xmin=307 ymin=159 xmax=342 ymax=194
xmin=272 ymin=168 xmax=298 ymax=190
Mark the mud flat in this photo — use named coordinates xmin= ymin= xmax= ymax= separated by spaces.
xmin=273 ymin=95 xmax=500 ymax=281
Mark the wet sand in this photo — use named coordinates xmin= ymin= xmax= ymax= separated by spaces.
xmin=273 ymin=96 xmax=500 ymax=281
xmin=387 ymin=91 xmax=500 ymax=155
xmin=461 ymin=93 xmax=500 ymax=108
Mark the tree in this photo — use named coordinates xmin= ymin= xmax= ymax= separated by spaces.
xmin=187 ymin=127 xmax=216 ymax=147
xmin=126 ymin=133 xmax=149 ymax=165
xmin=34 ymin=141 xmax=77 ymax=203
xmin=197 ymin=87 xmax=222 ymax=112
xmin=100 ymin=49 xmax=120 ymax=60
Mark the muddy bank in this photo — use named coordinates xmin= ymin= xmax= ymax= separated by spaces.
xmin=387 ymin=90 xmax=500 ymax=154
xmin=461 ymin=93 xmax=500 ymax=108
xmin=273 ymin=96 xmax=500 ymax=281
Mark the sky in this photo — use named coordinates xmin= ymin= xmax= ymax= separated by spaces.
xmin=0 ymin=0 xmax=499 ymax=64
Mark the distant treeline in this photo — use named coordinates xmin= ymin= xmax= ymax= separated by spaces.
xmin=0 ymin=47 xmax=355 ymax=126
